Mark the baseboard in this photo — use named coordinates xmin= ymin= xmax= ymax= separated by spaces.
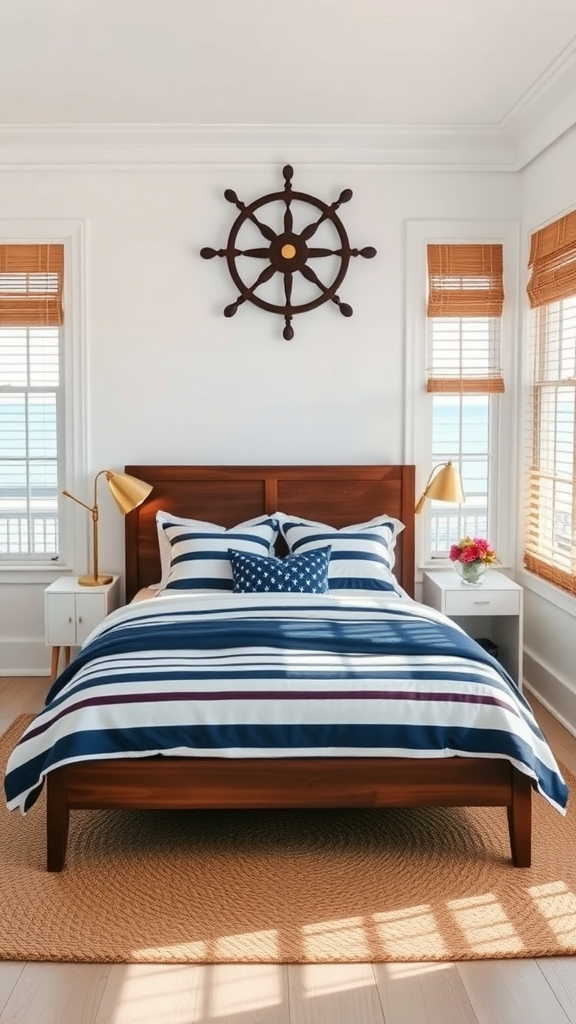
xmin=0 ymin=639 xmax=51 ymax=676
xmin=523 ymin=648 xmax=576 ymax=738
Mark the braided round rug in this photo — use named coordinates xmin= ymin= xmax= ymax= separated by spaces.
xmin=1 ymin=715 xmax=574 ymax=964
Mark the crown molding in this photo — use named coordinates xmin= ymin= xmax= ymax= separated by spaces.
xmin=0 ymin=123 xmax=518 ymax=171
xmin=503 ymin=50 xmax=576 ymax=168
xmin=1 ymin=44 xmax=575 ymax=175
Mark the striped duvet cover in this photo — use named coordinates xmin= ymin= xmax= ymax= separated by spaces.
xmin=4 ymin=592 xmax=569 ymax=814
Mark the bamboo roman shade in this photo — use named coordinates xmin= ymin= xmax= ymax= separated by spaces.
xmin=527 ymin=211 xmax=576 ymax=308
xmin=0 ymin=244 xmax=64 ymax=326
xmin=523 ymin=211 xmax=576 ymax=596
xmin=426 ymin=243 xmax=505 ymax=394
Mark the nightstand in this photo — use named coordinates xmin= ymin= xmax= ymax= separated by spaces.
xmin=44 ymin=576 xmax=121 ymax=681
xmin=422 ymin=570 xmax=523 ymax=688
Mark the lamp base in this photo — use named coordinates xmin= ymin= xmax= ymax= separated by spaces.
xmin=78 ymin=573 xmax=113 ymax=587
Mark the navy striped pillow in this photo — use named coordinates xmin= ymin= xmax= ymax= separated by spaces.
xmin=162 ymin=517 xmax=279 ymax=592
xmin=279 ymin=514 xmax=404 ymax=595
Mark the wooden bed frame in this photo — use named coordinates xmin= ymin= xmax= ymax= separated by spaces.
xmin=45 ymin=464 xmax=531 ymax=870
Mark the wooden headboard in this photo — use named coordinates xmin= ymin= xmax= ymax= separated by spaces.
xmin=124 ymin=465 xmax=415 ymax=602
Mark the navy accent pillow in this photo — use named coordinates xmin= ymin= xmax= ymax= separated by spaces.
xmin=228 ymin=546 xmax=331 ymax=594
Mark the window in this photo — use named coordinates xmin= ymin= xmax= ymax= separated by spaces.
xmin=524 ymin=210 xmax=576 ymax=595
xmin=426 ymin=244 xmax=504 ymax=557
xmin=0 ymin=244 xmax=64 ymax=560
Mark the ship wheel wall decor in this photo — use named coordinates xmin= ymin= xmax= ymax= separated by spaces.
xmin=200 ymin=165 xmax=377 ymax=340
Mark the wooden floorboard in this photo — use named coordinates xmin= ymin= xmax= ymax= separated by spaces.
xmin=2 ymin=679 xmax=576 ymax=1023
xmin=373 ymin=961 xmax=480 ymax=1024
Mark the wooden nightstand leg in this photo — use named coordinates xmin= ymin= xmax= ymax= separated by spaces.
xmin=63 ymin=646 xmax=71 ymax=668
xmin=50 ymin=647 xmax=60 ymax=682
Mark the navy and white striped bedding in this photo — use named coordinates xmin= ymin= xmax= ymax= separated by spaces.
xmin=4 ymin=592 xmax=569 ymax=815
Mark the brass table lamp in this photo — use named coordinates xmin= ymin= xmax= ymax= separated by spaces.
xmin=63 ymin=470 xmax=153 ymax=586
xmin=415 ymin=460 xmax=465 ymax=514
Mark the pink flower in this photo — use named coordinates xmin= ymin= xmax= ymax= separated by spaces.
xmin=449 ymin=536 xmax=497 ymax=565
xmin=460 ymin=545 xmax=479 ymax=563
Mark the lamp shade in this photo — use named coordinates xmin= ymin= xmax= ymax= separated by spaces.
xmin=63 ymin=469 xmax=153 ymax=586
xmin=415 ymin=461 xmax=465 ymax=514
xmin=106 ymin=471 xmax=153 ymax=514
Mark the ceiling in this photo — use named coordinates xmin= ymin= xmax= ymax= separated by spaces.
xmin=1 ymin=0 xmax=576 ymax=168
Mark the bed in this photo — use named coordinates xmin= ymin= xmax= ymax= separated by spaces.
xmin=4 ymin=464 xmax=568 ymax=870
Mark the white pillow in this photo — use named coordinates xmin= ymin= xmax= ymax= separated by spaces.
xmin=158 ymin=513 xmax=280 ymax=593
xmin=279 ymin=513 xmax=404 ymax=595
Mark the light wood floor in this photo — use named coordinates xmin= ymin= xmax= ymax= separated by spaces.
xmin=1 ymin=677 xmax=576 ymax=1024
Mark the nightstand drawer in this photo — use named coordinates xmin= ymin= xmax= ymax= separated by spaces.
xmin=444 ymin=588 xmax=521 ymax=617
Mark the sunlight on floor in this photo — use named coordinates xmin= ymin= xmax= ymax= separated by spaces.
xmin=374 ymin=904 xmax=448 ymax=958
xmin=528 ymin=880 xmax=576 ymax=945
xmin=448 ymin=892 xmax=525 ymax=954
xmin=300 ymin=962 xmax=377 ymax=997
xmin=302 ymin=915 xmax=372 ymax=960
xmin=105 ymin=963 xmax=284 ymax=1022
xmin=204 ymin=964 xmax=283 ymax=1018
xmin=384 ymin=961 xmax=456 ymax=979
xmin=105 ymin=965 xmax=200 ymax=1024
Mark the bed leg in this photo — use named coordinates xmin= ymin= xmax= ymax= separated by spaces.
xmin=46 ymin=767 xmax=69 ymax=872
xmin=507 ymin=769 xmax=532 ymax=867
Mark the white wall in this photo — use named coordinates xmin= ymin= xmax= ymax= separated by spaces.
xmin=0 ymin=161 xmax=518 ymax=673
xmin=519 ymin=126 xmax=576 ymax=732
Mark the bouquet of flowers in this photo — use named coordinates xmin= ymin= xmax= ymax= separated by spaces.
xmin=449 ymin=537 xmax=497 ymax=566
xmin=449 ymin=536 xmax=496 ymax=585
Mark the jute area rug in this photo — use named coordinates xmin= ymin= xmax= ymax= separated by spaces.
xmin=1 ymin=715 xmax=575 ymax=964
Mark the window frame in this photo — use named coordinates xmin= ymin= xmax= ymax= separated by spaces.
xmin=405 ymin=219 xmax=520 ymax=578
xmin=517 ymin=207 xmax=576 ymax=617
xmin=523 ymin=295 xmax=576 ymax=593
xmin=0 ymin=220 xmax=87 ymax=581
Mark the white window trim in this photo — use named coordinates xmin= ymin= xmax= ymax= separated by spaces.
xmin=405 ymin=219 xmax=521 ymax=580
xmin=0 ymin=219 xmax=88 ymax=582
xmin=516 ymin=209 xmax=576 ymax=618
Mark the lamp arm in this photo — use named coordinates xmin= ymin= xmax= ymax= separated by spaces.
xmin=414 ymin=464 xmax=442 ymax=515
xmin=61 ymin=489 xmax=94 ymax=515
xmin=422 ymin=464 xmax=441 ymax=494
xmin=62 ymin=470 xmax=111 ymax=582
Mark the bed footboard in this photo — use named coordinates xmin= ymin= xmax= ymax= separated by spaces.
xmin=45 ymin=756 xmax=532 ymax=872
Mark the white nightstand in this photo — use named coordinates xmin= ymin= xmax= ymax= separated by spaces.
xmin=422 ymin=570 xmax=523 ymax=688
xmin=44 ymin=576 xmax=121 ymax=681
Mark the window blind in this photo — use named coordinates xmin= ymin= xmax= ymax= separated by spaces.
xmin=527 ymin=210 xmax=576 ymax=309
xmin=524 ymin=218 xmax=576 ymax=595
xmin=0 ymin=243 xmax=63 ymax=558
xmin=0 ymin=244 xmax=64 ymax=327
xmin=426 ymin=244 xmax=505 ymax=394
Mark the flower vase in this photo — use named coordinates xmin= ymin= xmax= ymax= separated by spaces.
xmin=454 ymin=560 xmax=486 ymax=586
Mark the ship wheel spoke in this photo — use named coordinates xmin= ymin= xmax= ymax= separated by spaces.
xmin=237 ymin=248 xmax=272 ymax=258
xmin=299 ymin=265 xmax=353 ymax=317
xmin=247 ymin=263 xmax=277 ymax=295
xmin=300 ymin=212 xmax=328 ymax=242
xmin=307 ymin=247 xmax=341 ymax=258
xmin=299 ymin=263 xmax=329 ymax=294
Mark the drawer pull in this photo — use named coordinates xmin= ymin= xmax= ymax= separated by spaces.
xmin=473 ymin=600 xmax=491 ymax=605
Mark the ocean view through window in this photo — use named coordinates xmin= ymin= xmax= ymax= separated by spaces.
xmin=0 ymin=327 xmax=60 ymax=557
xmin=430 ymin=394 xmax=490 ymax=556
